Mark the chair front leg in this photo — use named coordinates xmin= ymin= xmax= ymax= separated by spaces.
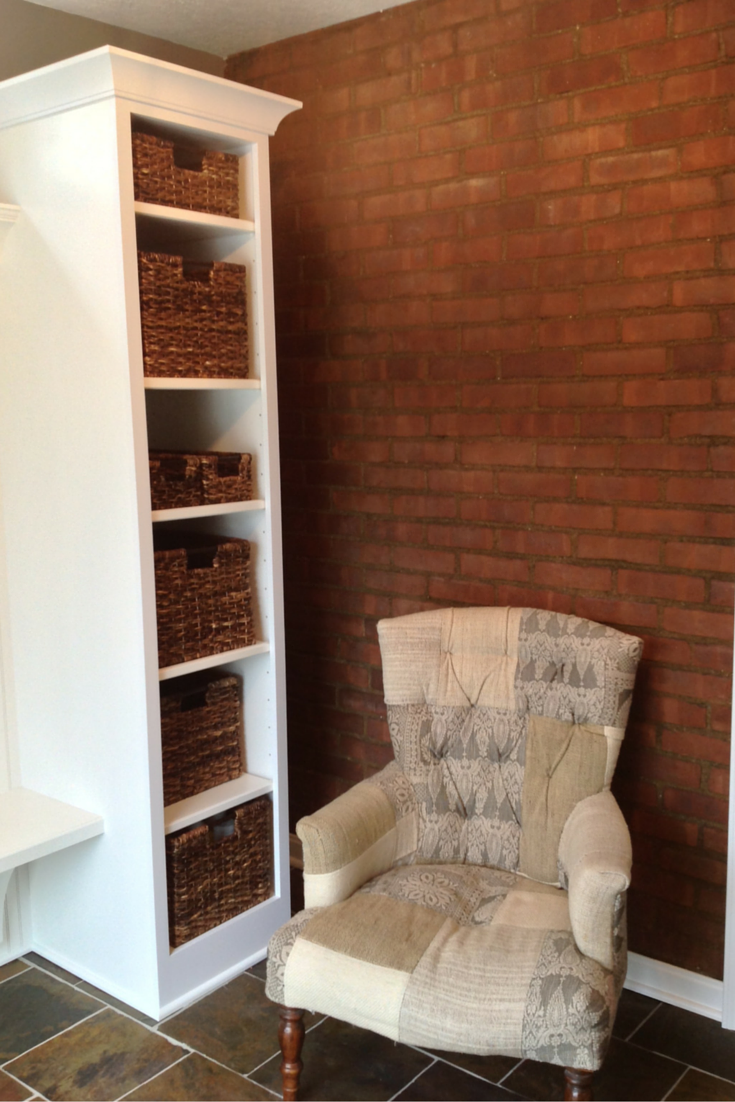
xmin=564 ymin=1066 xmax=594 ymax=1101
xmin=279 ymin=1005 xmax=305 ymax=1102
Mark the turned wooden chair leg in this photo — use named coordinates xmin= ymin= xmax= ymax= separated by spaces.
xmin=564 ymin=1067 xmax=594 ymax=1101
xmin=279 ymin=1005 xmax=305 ymax=1102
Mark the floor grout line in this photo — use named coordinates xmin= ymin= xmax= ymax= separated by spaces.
xmin=388 ymin=1056 xmax=438 ymax=1101
xmin=625 ymin=999 xmax=665 ymax=1042
xmin=661 ymin=1064 xmax=691 ymax=1101
xmin=115 ymin=1050 xmax=191 ymax=1101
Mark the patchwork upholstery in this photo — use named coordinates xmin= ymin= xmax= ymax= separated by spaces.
xmin=268 ymin=607 xmax=642 ymax=1071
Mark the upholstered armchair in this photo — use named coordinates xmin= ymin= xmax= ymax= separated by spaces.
xmin=267 ymin=607 xmax=642 ymax=1102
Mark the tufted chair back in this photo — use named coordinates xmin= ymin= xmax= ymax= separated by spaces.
xmin=378 ymin=606 xmax=642 ymax=884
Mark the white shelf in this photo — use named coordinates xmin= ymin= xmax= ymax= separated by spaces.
xmin=144 ymin=377 xmax=260 ymax=390
xmin=159 ymin=641 xmax=270 ymax=681
xmin=164 ymin=774 xmax=273 ymax=835
xmin=0 ymin=788 xmax=103 ymax=875
xmin=135 ymin=200 xmax=255 ymax=239
xmin=152 ymin=499 xmax=265 ymax=523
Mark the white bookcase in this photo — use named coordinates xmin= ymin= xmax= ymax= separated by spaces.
xmin=0 ymin=47 xmax=300 ymax=1018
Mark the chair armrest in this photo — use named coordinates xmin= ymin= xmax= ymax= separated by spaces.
xmin=558 ymin=790 xmax=632 ymax=971
xmin=296 ymin=762 xmax=417 ymax=908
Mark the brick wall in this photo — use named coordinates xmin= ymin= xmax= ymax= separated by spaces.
xmin=226 ymin=0 xmax=735 ymax=979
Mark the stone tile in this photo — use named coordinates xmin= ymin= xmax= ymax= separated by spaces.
xmin=5 ymin=1007 xmax=183 ymax=1101
xmin=668 ymin=1068 xmax=735 ymax=1101
xmin=395 ymin=1059 xmax=524 ymax=1101
xmin=614 ymin=988 xmax=660 ymax=1040
xmin=252 ymin=1016 xmax=432 ymax=1101
xmin=21 ymin=953 xmax=82 ymax=986
xmin=76 ymin=982 xmax=157 ymax=1028
xmin=0 ymin=1070 xmax=33 ymax=1101
xmin=161 ymin=972 xmax=304 ymax=1076
xmin=503 ymin=1038 xmax=685 ymax=1102
xmin=0 ymin=961 xmax=30 ymax=985
xmin=425 ymin=1048 xmax=520 ymax=1085
xmin=634 ymin=1002 xmax=735 ymax=1083
xmin=246 ymin=958 xmax=268 ymax=983
xmin=0 ymin=968 xmax=101 ymax=1062
xmin=125 ymin=1052 xmax=275 ymax=1101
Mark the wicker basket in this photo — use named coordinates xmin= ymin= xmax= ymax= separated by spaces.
xmin=132 ymin=131 xmax=239 ymax=218
xmin=160 ymin=672 xmax=243 ymax=807
xmin=138 ymin=251 xmax=248 ymax=379
xmin=150 ymin=451 xmax=253 ymax=512
xmin=166 ymin=796 xmax=272 ymax=947
xmin=154 ymin=532 xmax=255 ymax=669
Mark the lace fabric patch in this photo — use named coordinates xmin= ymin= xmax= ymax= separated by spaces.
xmin=360 ymin=863 xmax=517 ymax=927
xmin=387 ymin=703 xmax=527 ymax=870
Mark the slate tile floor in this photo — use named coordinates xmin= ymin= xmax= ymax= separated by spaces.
xmin=1 ymin=953 xmax=735 ymax=1101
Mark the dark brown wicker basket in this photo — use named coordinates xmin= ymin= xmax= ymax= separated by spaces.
xmin=132 ymin=131 xmax=239 ymax=218
xmin=160 ymin=672 xmax=243 ymax=807
xmin=138 ymin=251 xmax=248 ymax=379
xmin=150 ymin=452 xmax=253 ymax=512
xmin=154 ymin=532 xmax=255 ymax=669
xmin=166 ymin=796 xmax=273 ymax=947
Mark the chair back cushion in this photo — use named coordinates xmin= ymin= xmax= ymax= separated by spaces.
xmin=378 ymin=607 xmax=642 ymax=883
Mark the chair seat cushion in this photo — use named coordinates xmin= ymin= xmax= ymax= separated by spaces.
xmin=267 ymin=863 xmax=624 ymax=1071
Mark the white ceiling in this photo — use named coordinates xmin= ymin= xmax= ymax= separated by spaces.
xmin=30 ymin=0 xmax=410 ymax=59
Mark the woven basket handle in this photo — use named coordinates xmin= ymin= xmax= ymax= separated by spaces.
xmin=172 ymin=145 xmax=205 ymax=173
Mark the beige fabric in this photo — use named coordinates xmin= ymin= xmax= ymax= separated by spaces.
xmin=519 ymin=715 xmax=608 ymax=884
xmin=300 ymin=893 xmax=445 ymax=972
xmin=559 ymin=791 xmax=632 ymax=971
xmin=283 ymin=939 xmax=410 ymax=1041
xmin=379 ymin=606 xmax=521 ymax=709
xmin=493 ymin=887 xmax=572 ymax=932
xmin=603 ymin=726 xmax=625 ymax=789
xmin=296 ymin=778 xmax=396 ymax=876
xmin=399 ymin=918 xmax=545 ymax=1055
xmin=303 ymin=828 xmax=399 ymax=908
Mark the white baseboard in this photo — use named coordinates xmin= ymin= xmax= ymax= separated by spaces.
xmin=626 ymin=950 xmax=724 ymax=1023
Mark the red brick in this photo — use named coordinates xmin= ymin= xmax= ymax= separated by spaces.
xmin=392 ymin=211 xmax=459 ymax=245
xmin=538 ymin=255 xmax=619 ymax=285
xmin=460 ymin=554 xmax=531 ymax=583
xmin=430 ymin=176 xmax=502 ymax=210
xmin=588 ymin=213 xmax=672 ymax=253
xmin=496 ymin=529 xmax=573 ymax=557
xmin=583 ymin=348 xmax=666 ymax=375
xmin=501 ymin=412 xmax=577 ymax=436
xmin=392 ymin=546 xmax=455 ymax=574
xmin=578 ymin=474 xmax=659 ymax=502
xmin=673 ymin=277 xmax=735 ymax=307
xmin=578 ymin=534 xmax=660 ymax=565
xmin=663 ymin=789 xmax=728 ymax=825
xmin=502 ymin=350 xmax=578 ymax=377
xmin=433 ymin=237 xmax=503 ymax=267
xmin=463 ymin=262 xmax=534 ymax=295
xmin=662 ymin=64 xmax=735 ymax=106
xmin=627 ymin=177 xmax=718 ymax=215
xmin=675 ymin=206 xmax=735 ymax=240
xmin=539 ymin=190 xmax=622 ymax=225
xmin=426 ymin=524 xmax=492 ymax=551
xmin=629 ymin=809 xmax=699 ymax=849
xmin=393 ymin=383 xmax=456 ymax=408
xmin=465 ymin=139 xmax=539 ymax=174
xmin=462 ymin=324 xmax=535 ymax=352
xmin=493 ymin=101 xmax=569 ymax=139
xmin=384 ymin=92 xmax=454 ymax=131
xmin=625 ymin=241 xmax=715 ymax=279
xmin=463 ymin=200 xmax=537 ymax=236
xmin=590 ymin=149 xmax=678 ymax=186
xmin=393 ymin=151 xmax=460 ymax=187
xmin=535 ymin=561 xmax=612 ymax=591
xmin=539 ymin=318 xmax=617 ymax=347
xmin=629 ymin=34 xmax=719 ymax=78
xmin=574 ymin=595 xmax=658 ymax=629
xmin=428 ymin=577 xmax=499 ymax=605
xmin=663 ymin=608 xmax=734 ymax=641
xmin=619 ymin=569 xmax=706 ymax=603
xmin=461 ymin=440 xmax=536 ymax=466
xmin=667 ymin=476 xmax=735 ymax=508
xmin=508 ymin=227 xmax=584 ymax=260
xmin=666 ymin=542 xmax=735 ymax=575
xmin=506 ymin=161 xmax=585 ymax=197
xmin=542 ymin=123 xmax=627 ymax=161
xmin=432 ymin=297 xmax=501 ymax=324
xmin=460 ymin=498 xmax=533 ymax=525
xmin=498 ymin=470 xmax=571 ymax=497
xmin=674 ymin=0 xmax=734 ymax=32
xmin=573 ymin=82 xmax=660 ymax=123
xmin=419 ymin=117 xmax=487 ymax=155
xmin=463 ymin=379 xmax=535 ymax=407
xmin=583 ymin=282 xmax=669 ymax=313
xmin=580 ymin=10 xmax=666 ymax=53
xmin=623 ymin=379 xmax=712 ymax=406
xmin=537 ymin=442 xmax=615 ymax=467
xmin=458 ymin=74 xmax=535 ymax=113
xmin=503 ymin=291 xmax=579 ymax=319
xmin=325 ymin=164 xmax=391 ymax=196
xmin=535 ymin=502 xmax=614 ymax=529
xmin=682 ymin=136 xmax=735 ymax=173
xmin=457 ymin=9 xmax=534 ymax=51
xmin=623 ymin=313 xmax=713 ymax=343
xmin=539 ymin=55 xmax=623 ymax=97
xmin=495 ymin=32 xmax=575 ymax=75
xmin=672 ymin=343 xmax=735 ymax=372
xmin=535 ymin=0 xmax=617 ymax=35
xmin=631 ymin=104 xmax=723 ymax=148
xmin=622 ymin=443 xmax=708 ymax=471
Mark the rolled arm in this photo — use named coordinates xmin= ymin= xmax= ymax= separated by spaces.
xmin=558 ymin=790 xmax=632 ymax=971
xmin=296 ymin=762 xmax=417 ymax=908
